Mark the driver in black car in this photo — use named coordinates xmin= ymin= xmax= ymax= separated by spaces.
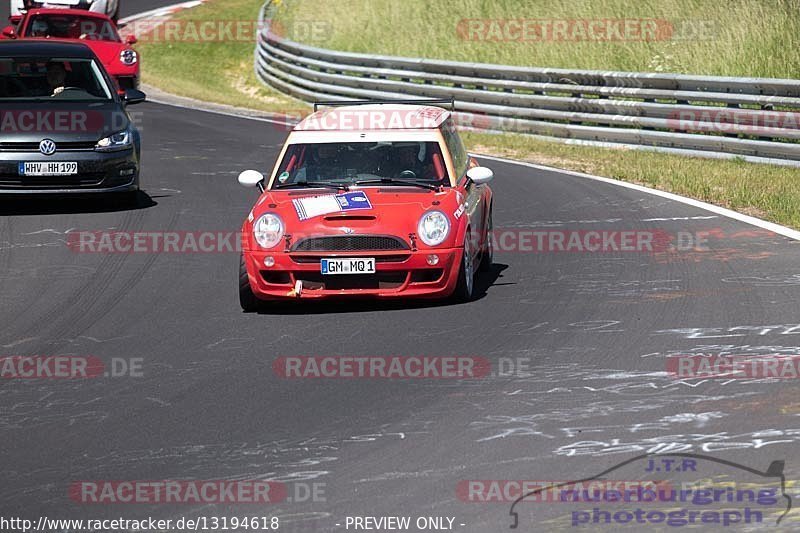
xmin=46 ymin=61 xmax=67 ymax=96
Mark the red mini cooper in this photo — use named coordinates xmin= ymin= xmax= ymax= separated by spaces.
xmin=237 ymin=100 xmax=495 ymax=310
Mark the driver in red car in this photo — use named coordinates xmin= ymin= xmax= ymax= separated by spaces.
xmin=383 ymin=143 xmax=437 ymax=180
xmin=29 ymin=18 xmax=49 ymax=37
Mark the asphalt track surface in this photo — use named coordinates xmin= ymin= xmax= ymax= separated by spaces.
xmin=0 ymin=0 xmax=171 ymax=21
xmin=3 ymin=2 xmax=800 ymax=532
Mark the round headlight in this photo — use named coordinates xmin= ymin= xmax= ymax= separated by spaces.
xmin=253 ymin=213 xmax=284 ymax=249
xmin=120 ymin=49 xmax=137 ymax=66
xmin=417 ymin=210 xmax=450 ymax=247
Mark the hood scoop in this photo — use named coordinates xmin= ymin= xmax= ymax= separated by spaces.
xmin=324 ymin=214 xmax=377 ymax=221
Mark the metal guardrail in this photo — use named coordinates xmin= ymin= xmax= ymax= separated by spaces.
xmin=255 ymin=1 xmax=800 ymax=167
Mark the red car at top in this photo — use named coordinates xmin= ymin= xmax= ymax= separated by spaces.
xmin=1 ymin=8 xmax=138 ymax=93
xmin=236 ymin=100 xmax=495 ymax=311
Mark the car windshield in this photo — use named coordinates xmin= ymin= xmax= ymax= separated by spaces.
xmin=272 ymin=141 xmax=449 ymax=188
xmin=24 ymin=14 xmax=121 ymax=42
xmin=0 ymin=57 xmax=114 ymax=101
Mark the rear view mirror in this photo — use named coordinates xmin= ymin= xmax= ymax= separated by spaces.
xmin=126 ymin=35 xmax=138 ymax=45
xmin=123 ymin=89 xmax=146 ymax=105
xmin=2 ymin=26 xmax=16 ymax=39
xmin=238 ymin=170 xmax=265 ymax=190
xmin=466 ymin=166 xmax=494 ymax=184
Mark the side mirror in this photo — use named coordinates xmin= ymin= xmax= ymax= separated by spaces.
xmin=2 ymin=26 xmax=16 ymax=39
xmin=123 ymin=88 xmax=146 ymax=105
xmin=238 ymin=170 xmax=265 ymax=190
xmin=126 ymin=34 xmax=138 ymax=45
xmin=466 ymin=166 xmax=494 ymax=185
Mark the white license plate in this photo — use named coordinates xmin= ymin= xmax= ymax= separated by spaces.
xmin=19 ymin=162 xmax=78 ymax=177
xmin=321 ymin=258 xmax=376 ymax=275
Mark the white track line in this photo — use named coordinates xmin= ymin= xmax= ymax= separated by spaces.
xmin=119 ymin=0 xmax=204 ymax=25
xmin=126 ymin=2 xmax=800 ymax=243
xmin=475 ymin=154 xmax=800 ymax=241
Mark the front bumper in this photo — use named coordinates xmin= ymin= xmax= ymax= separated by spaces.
xmin=0 ymin=147 xmax=138 ymax=194
xmin=244 ymin=248 xmax=463 ymax=300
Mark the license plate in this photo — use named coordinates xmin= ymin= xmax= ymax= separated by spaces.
xmin=321 ymin=258 xmax=376 ymax=275
xmin=19 ymin=162 xmax=78 ymax=177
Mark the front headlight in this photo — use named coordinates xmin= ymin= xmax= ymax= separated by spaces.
xmin=120 ymin=49 xmax=137 ymax=66
xmin=417 ymin=210 xmax=450 ymax=246
xmin=253 ymin=213 xmax=284 ymax=249
xmin=96 ymin=129 xmax=132 ymax=152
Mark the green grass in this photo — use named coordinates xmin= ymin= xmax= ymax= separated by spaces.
xmin=464 ymin=131 xmax=800 ymax=228
xmin=137 ymin=0 xmax=295 ymax=111
xmin=273 ymin=0 xmax=800 ymax=77
xmin=136 ymin=0 xmax=800 ymax=229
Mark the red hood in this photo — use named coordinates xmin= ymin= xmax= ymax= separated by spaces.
xmin=80 ymin=39 xmax=137 ymax=75
xmin=245 ymin=187 xmax=463 ymax=248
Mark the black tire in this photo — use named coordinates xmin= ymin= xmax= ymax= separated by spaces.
xmin=451 ymin=230 xmax=476 ymax=303
xmin=239 ymin=253 xmax=262 ymax=312
xmin=479 ymin=207 xmax=493 ymax=272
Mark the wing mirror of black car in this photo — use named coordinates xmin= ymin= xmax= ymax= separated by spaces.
xmin=2 ymin=26 xmax=16 ymax=39
xmin=123 ymin=89 xmax=146 ymax=105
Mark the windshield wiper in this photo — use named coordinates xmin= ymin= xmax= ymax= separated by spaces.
xmin=272 ymin=180 xmax=348 ymax=190
xmin=352 ymin=178 xmax=439 ymax=191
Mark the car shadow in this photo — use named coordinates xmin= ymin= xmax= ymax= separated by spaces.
xmin=253 ymin=262 xmax=510 ymax=315
xmin=0 ymin=190 xmax=157 ymax=216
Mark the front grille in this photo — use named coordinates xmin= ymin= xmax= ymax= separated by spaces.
xmin=0 ymin=141 xmax=97 ymax=152
xmin=0 ymin=173 xmax=105 ymax=188
xmin=291 ymin=235 xmax=409 ymax=252
xmin=290 ymin=254 xmax=410 ymax=264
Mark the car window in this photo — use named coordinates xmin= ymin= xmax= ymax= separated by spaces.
xmin=272 ymin=141 xmax=450 ymax=187
xmin=441 ymin=120 xmax=469 ymax=178
xmin=25 ymin=15 xmax=121 ymax=42
xmin=0 ymin=58 xmax=113 ymax=101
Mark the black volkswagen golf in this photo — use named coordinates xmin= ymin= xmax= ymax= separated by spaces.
xmin=0 ymin=40 xmax=144 ymax=198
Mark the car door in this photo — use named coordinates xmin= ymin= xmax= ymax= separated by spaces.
xmin=442 ymin=121 xmax=486 ymax=256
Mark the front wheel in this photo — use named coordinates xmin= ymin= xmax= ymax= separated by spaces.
xmin=451 ymin=231 xmax=476 ymax=303
xmin=239 ymin=254 xmax=262 ymax=312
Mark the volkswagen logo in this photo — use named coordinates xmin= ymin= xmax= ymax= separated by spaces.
xmin=341 ymin=227 xmax=355 ymax=234
xmin=39 ymin=139 xmax=57 ymax=156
